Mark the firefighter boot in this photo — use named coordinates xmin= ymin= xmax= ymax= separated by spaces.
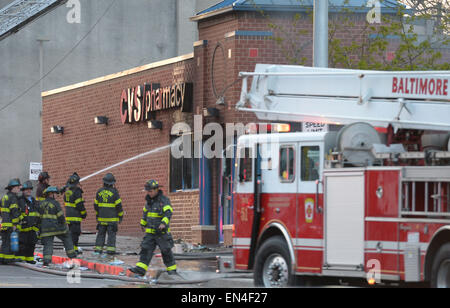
xmin=129 ymin=266 xmax=146 ymax=277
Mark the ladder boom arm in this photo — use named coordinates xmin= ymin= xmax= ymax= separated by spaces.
xmin=237 ymin=64 xmax=450 ymax=132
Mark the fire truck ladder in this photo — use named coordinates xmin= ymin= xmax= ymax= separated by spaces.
xmin=0 ymin=0 xmax=67 ymax=41
xmin=236 ymin=64 xmax=450 ymax=132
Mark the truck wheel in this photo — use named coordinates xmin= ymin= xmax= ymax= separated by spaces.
xmin=254 ymin=236 xmax=294 ymax=287
xmin=431 ymin=243 xmax=450 ymax=288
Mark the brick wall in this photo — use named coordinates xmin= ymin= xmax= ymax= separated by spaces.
xmin=42 ymin=58 xmax=199 ymax=239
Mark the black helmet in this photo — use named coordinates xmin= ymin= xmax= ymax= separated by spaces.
xmin=38 ymin=172 xmax=50 ymax=183
xmin=43 ymin=186 xmax=59 ymax=196
xmin=144 ymin=179 xmax=160 ymax=191
xmin=21 ymin=180 xmax=33 ymax=191
xmin=72 ymin=172 xmax=81 ymax=182
xmin=5 ymin=178 xmax=21 ymax=190
xmin=103 ymin=173 xmax=116 ymax=185
xmin=67 ymin=174 xmax=80 ymax=187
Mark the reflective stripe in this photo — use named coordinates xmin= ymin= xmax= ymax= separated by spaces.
xmin=17 ymin=226 xmax=35 ymax=232
xmin=65 ymin=203 xmax=76 ymax=208
xmin=167 ymin=264 xmax=177 ymax=271
xmin=74 ymin=198 xmax=83 ymax=205
xmin=115 ymin=199 xmax=122 ymax=205
xmin=145 ymin=228 xmax=170 ymax=234
xmin=98 ymin=217 xmax=119 ymax=222
xmin=161 ymin=217 xmax=169 ymax=225
xmin=57 ymin=211 xmax=64 ymax=217
xmin=28 ymin=212 xmax=40 ymax=217
xmin=147 ymin=212 xmax=162 ymax=218
xmin=98 ymin=203 xmax=116 ymax=208
xmin=40 ymin=230 xmax=67 ymax=237
xmin=80 ymin=210 xmax=86 ymax=215
xmin=1 ymin=223 xmax=13 ymax=227
xmin=11 ymin=218 xmax=20 ymax=223
xmin=163 ymin=205 xmax=173 ymax=213
xmin=136 ymin=262 xmax=148 ymax=271
xmin=42 ymin=214 xmax=57 ymax=219
xmin=143 ymin=207 xmax=148 ymax=213
xmin=66 ymin=217 xmax=83 ymax=222
xmin=140 ymin=219 xmax=147 ymax=226
xmin=118 ymin=211 xmax=124 ymax=217
xmin=1 ymin=208 xmax=10 ymax=213
xmin=106 ymin=247 xmax=116 ymax=252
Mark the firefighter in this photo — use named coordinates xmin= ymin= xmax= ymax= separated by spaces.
xmin=16 ymin=181 xmax=40 ymax=264
xmin=0 ymin=179 xmax=22 ymax=264
xmin=129 ymin=180 xmax=177 ymax=277
xmin=93 ymin=173 xmax=123 ymax=256
xmin=36 ymin=171 xmax=50 ymax=202
xmin=38 ymin=186 xmax=76 ymax=267
xmin=64 ymin=173 xmax=87 ymax=255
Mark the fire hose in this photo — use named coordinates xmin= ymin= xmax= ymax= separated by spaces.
xmin=13 ymin=262 xmax=252 ymax=285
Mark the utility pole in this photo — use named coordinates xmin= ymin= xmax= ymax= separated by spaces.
xmin=313 ymin=0 xmax=328 ymax=68
xmin=308 ymin=0 xmax=329 ymax=132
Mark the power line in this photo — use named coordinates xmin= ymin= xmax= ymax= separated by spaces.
xmin=0 ymin=0 xmax=118 ymax=114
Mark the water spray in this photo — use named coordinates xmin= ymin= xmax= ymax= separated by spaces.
xmin=79 ymin=144 xmax=172 ymax=183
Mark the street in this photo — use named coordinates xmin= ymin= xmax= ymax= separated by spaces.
xmin=0 ymin=265 xmax=124 ymax=288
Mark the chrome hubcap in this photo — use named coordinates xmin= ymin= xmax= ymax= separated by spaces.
xmin=262 ymin=254 xmax=289 ymax=287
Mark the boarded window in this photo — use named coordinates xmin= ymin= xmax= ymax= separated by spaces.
xmin=170 ymin=135 xmax=199 ymax=191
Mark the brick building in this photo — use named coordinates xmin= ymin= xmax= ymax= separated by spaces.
xmin=41 ymin=0 xmax=405 ymax=244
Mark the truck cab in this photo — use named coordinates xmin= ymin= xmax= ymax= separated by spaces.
xmin=233 ymin=131 xmax=336 ymax=286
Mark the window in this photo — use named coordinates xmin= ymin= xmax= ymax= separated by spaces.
xmin=238 ymin=147 xmax=253 ymax=183
xmin=301 ymin=146 xmax=320 ymax=181
xmin=279 ymin=146 xmax=295 ymax=182
xmin=170 ymin=135 xmax=199 ymax=191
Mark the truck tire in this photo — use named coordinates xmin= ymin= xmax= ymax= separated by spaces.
xmin=254 ymin=236 xmax=294 ymax=287
xmin=430 ymin=243 xmax=450 ymax=288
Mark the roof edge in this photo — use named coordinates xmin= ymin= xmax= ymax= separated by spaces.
xmin=42 ymin=53 xmax=194 ymax=98
xmin=192 ymin=1 xmax=405 ymax=22
xmin=190 ymin=6 xmax=233 ymax=21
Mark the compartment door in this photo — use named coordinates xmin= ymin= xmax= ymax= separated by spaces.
xmin=324 ymin=171 xmax=365 ymax=269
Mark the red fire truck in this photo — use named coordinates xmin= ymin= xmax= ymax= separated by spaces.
xmin=227 ymin=64 xmax=450 ymax=287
